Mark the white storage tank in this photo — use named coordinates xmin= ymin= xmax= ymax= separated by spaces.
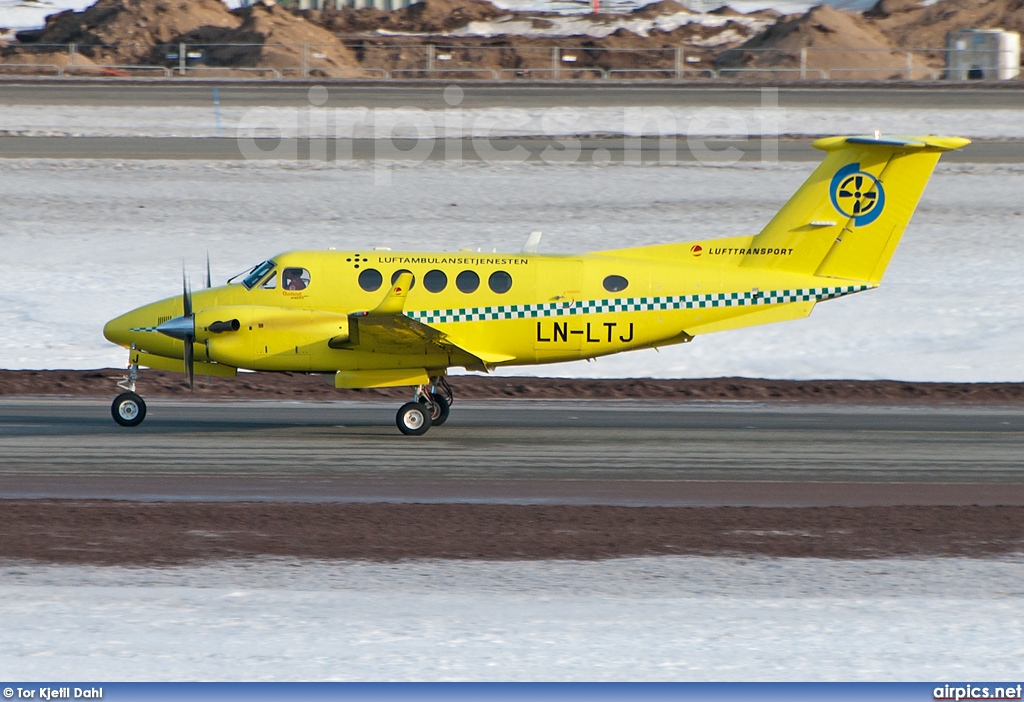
xmin=947 ymin=29 xmax=1021 ymax=81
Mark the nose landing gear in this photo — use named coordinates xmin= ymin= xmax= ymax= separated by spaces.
xmin=111 ymin=353 xmax=147 ymax=428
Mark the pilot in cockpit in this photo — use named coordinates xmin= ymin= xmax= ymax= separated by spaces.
xmin=282 ymin=268 xmax=309 ymax=291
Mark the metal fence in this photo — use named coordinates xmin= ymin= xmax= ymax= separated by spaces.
xmin=0 ymin=42 xmax=1018 ymax=81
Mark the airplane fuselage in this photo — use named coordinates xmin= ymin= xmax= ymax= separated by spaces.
xmin=105 ymin=243 xmax=870 ymax=379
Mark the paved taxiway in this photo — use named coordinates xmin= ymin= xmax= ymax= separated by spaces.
xmin=2 ymin=82 xmax=1024 ymax=109
xmin=3 ymin=136 xmax=1023 ymax=162
xmin=3 ymin=81 xmax=1021 ymax=161
xmin=2 ymin=399 xmax=1022 ymax=506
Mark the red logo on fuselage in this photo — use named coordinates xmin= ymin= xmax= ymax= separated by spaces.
xmin=691 ymin=245 xmax=703 ymax=257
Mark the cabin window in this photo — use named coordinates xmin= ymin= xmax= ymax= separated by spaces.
xmin=260 ymin=273 xmax=277 ymax=290
xmin=359 ymin=268 xmax=383 ymax=292
xmin=424 ymin=269 xmax=447 ymax=293
xmin=391 ymin=269 xmax=416 ymax=289
xmin=456 ymin=270 xmax=479 ymax=293
xmin=282 ymin=268 xmax=310 ymax=291
xmin=603 ymin=275 xmax=629 ymax=293
xmin=241 ymin=260 xmax=276 ymax=290
xmin=488 ymin=271 xmax=513 ymax=294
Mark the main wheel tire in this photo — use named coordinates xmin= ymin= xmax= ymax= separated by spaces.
xmin=396 ymin=401 xmax=432 ymax=436
xmin=420 ymin=393 xmax=450 ymax=426
xmin=111 ymin=392 xmax=147 ymax=427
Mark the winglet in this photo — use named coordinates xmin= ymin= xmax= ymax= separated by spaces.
xmin=369 ymin=272 xmax=413 ymax=315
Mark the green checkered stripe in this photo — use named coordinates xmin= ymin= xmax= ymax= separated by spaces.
xmin=407 ymin=285 xmax=872 ymax=325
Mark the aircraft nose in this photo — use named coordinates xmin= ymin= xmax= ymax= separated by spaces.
xmin=103 ymin=312 xmax=132 ymax=347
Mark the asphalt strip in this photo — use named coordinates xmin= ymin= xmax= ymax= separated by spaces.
xmin=1 ymin=136 xmax=1022 ymax=162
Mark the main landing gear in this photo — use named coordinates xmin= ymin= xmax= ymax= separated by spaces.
xmin=109 ymin=353 xmax=453 ymax=436
xmin=396 ymin=377 xmax=453 ymax=436
xmin=112 ymin=357 xmax=147 ymax=428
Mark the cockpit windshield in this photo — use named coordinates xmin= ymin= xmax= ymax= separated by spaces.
xmin=240 ymin=260 xmax=277 ymax=290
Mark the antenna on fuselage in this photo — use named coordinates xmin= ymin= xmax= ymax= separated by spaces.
xmin=521 ymin=231 xmax=542 ymax=253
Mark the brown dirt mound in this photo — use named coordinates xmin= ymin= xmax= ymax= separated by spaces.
xmin=15 ymin=0 xmax=240 ymax=64
xmin=2 ymin=501 xmax=1022 ymax=565
xmin=2 ymin=369 xmax=1024 ymax=406
xmin=718 ymin=4 xmax=935 ymax=79
xmin=865 ymin=0 xmax=923 ymax=19
xmin=0 ymin=47 xmax=95 ymax=69
xmin=194 ymin=1 xmax=360 ymax=74
xmin=708 ymin=5 xmax=745 ymax=16
xmin=12 ymin=0 xmax=360 ymax=74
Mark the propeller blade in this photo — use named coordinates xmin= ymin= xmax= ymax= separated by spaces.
xmin=180 ymin=265 xmax=195 ymax=389
xmin=206 ymin=252 xmax=212 ymax=289
xmin=184 ymin=336 xmax=194 ymax=390
xmin=182 ymin=269 xmax=192 ymax=318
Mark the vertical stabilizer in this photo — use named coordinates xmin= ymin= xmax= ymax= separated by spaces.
xmin=741 ymin=135 xmax=969 ymax=283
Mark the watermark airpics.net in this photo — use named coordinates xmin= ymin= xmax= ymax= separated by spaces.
xmin=232 ymin=84 xmax=786 ymax=182
xmin=934 ymin=685 xmax=1024 ymax=701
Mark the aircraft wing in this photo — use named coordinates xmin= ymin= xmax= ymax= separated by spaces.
xmin=331 ymin=272 xmax=510 ymax=371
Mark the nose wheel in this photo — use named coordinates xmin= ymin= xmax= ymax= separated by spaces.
xmin=112 ymin=391 xmax=147 ymax=427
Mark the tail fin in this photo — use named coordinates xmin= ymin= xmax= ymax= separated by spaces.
xmin=742 ymin=135 xmax=969 ymax=284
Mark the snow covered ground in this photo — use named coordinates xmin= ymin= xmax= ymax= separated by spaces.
xmin=449 ymin=11 xmax=773 ymax=39
xmin=1 ymin=556 xmax=1022 ymax=681
xmin=3 ymin=105 xmax=1022 ymax=140
xmin=1 ymin=158 xmax=1021 ymax=381
xmin=0 ymin=0 xmax=92 ymax=31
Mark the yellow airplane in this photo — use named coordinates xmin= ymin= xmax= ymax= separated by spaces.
xmin=104 ymin=134 xmax=968 ymax=434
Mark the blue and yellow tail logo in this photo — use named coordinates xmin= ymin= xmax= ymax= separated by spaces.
xmin=830 ymin=163 xmax=885 ymax=227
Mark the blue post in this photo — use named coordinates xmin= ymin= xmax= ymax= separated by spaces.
xmin=213 ymin=87 xmax=222 ymax=137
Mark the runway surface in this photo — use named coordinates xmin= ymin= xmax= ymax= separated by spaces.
xmin=2 ymin=399 xmax=1023 ymax=505
xmin=2 ymin=81 xmax=1024 ymax=109
xmin=2 ymin=81 xmax=1021 ymax=161
xmin=2 ymin=135 xmax=1022 ymax=162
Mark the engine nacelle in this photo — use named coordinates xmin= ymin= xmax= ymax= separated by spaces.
xmin=195 ymin=306 xmax=350 ymax=371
